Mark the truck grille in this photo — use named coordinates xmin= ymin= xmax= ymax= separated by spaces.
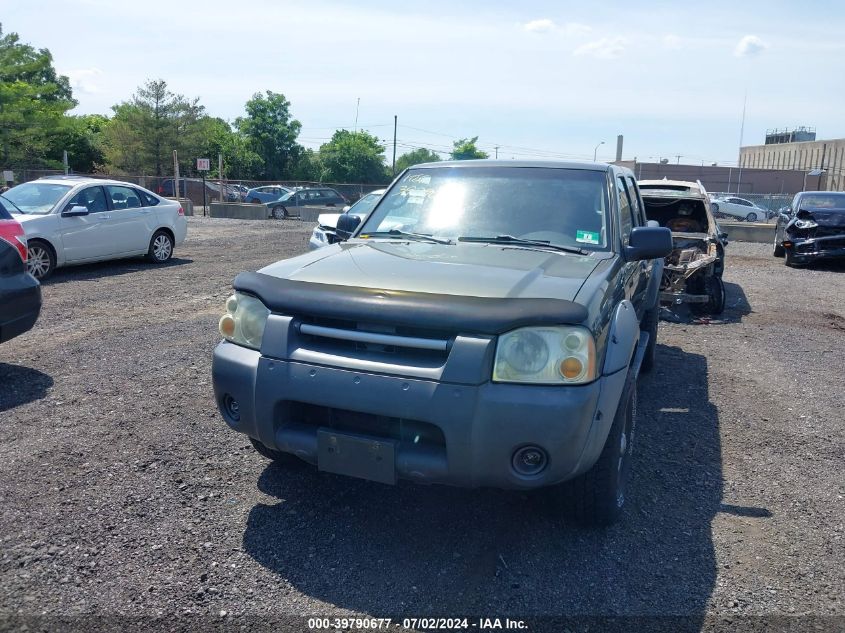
xmin=296 ymin=316 xmax=452 ymax=365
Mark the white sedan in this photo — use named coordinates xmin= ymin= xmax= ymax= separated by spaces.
xmin=2 ymin=176 xmax=188 ymax=280
xmin=710 ymin=196 xmax=767 ymax=222
xmin=309 ymin=189 xmax=385 ymax=250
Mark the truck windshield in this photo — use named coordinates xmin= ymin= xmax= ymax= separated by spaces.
xmin=359 ymin=167 xmax=610 ymax=250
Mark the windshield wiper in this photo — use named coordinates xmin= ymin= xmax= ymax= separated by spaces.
xmin=458 ymin=235 xmax=589 ymax=255
xmin=360 ymin=229 xmax=453 ymax=245
xmin=0 ymin=194 xmax=24 ymax=214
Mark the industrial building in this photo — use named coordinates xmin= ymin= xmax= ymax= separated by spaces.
xmin=739 ymin=128 xmax=845 ymax=191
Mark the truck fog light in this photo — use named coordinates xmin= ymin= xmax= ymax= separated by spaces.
xmin=222 ymin=394 xmax=240 ymax=422
xmin=512 ymin=446 xmax=548 ymax=476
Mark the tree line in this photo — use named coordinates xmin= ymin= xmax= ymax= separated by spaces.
xmin=0 ymin=25 xmax=489 ymax=184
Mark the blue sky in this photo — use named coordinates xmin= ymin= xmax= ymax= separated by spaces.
xmin=6 ymin=0 xmax=845 ymax=165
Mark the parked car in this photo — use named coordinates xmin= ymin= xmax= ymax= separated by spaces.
xmin=212 ymin=160 xmax=672 ymax=525
xmin=245 ymin=185 xmax=292 ymax=204
xmin=158 ymin=178 xmax=240 ymax=203
xmin=266 ymin=187 xmax=348 ymax=219
xmin=1 ymin=176 xmax=187 ymax=280
xmin=0 ymin=198 xmax=41 ymax=343
xmin=639 ymin=180 xmax=727 ymax=315
xmin=773 ymin=191 xmax=845 ymax=266
xmin=309 ymin=189 xmax=385 ymax=249
xmin=710 ymin=196 xmax=766 ymax=222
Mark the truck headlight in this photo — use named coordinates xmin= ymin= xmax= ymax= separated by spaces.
xmin=218 ymin=292 xmax=270 ymax=350
xmin=493 ymin=326 xmax=596 ymax=384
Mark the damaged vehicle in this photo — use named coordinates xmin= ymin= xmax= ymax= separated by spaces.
xmin=309 ymin=189 xmax=385 ymax=250
xmin=639 ymin=180 xmax=727 ymax=315
xmin=774 ymin=191 xmax=845 ymax=267
xmin=212 ymin=161 xmax=672 ymax=526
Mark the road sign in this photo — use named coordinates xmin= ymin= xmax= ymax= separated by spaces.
xmin=197 ymin=158 xmax=210 ymax=171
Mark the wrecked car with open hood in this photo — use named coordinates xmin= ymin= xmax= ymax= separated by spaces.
xmin=639 ymin=180 xmax=727 ymax=315
xmin=774 ymin=191 xmax=845 ymax=266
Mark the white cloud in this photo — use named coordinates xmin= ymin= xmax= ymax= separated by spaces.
xmin=62 ymin=68 xmax=104 ymax=94
xmin=562 ymin=22 xmax=592 ymax=37
xmin=573 ymin=37 xmax=626 ymax=59
xmin=663 ymin=34 xmax=683 ymax=50
xmin=734 ymin=35 xmax=768 ymax=58
xmin=522 ymin=18 xmax=555 ymax=33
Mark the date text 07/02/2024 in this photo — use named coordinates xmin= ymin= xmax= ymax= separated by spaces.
xmin=307 ymin=617 xmax=529 ymax=630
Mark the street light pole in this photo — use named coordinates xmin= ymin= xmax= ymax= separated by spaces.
xmin=593 ymin=141 xmax=605 ymax=162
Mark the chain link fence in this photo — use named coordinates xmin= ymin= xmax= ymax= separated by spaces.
xmin=708 ymin=192 xmax=793 ymax=223
xmin=8 ymin=169 xmax=387 ymax=208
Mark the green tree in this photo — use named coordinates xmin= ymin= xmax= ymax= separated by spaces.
xmin=48 ymin=114 xmax=108 ymax=173
xmin=395 ymin=147 xmax=441 ymax=172
xmin=196 ymin=117 xmax=263 ymax=180
xmin=318 ymin=130 xmax=388 ymax=183
xmin=236 ymin=92 xmax=302 ymax=180
xmin=450 ymin=136 xmax=488 ymax=160
xmin=0 ymin=25 xmax=76 ymax=169
xmin=102 ymin=79 xmax=206 ymax=176
xmin=290 ymin=148 xmax=324 ymax=182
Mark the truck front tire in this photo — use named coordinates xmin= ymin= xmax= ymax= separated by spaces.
xmin=547 ymin=376 xmax=637 ymax=526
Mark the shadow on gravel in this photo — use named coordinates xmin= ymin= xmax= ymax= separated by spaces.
xmin=41 ymin=257 xmax=192 ymax=285
xmin=242 ymin=344 xmax=722 ymax=629
xmin=660 ymin=280 xmax=751 ymax=325
xmin=0 ymin=363 xmax=53 ymax=412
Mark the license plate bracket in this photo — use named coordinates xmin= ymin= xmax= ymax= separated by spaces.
xmin=317 ymin=429 xmax=397 ymax=485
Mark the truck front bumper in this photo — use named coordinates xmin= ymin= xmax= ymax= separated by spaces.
xmin=212 ymin=342 xmax=627 ymax=490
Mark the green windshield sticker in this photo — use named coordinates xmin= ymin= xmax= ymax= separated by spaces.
xmin=576 ymin=230 xmax=600 ymax=245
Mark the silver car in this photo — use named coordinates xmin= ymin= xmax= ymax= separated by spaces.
xmin=308 ymin=189 xmax=385 ymax=249
xmin=2 ymin=176 xmax=187 ymax=280
xmin=710 ymin=196 xmax=767 ymax=222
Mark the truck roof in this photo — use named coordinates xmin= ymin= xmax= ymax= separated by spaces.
xmin=411 ymin=159 xmax=618 ymax=172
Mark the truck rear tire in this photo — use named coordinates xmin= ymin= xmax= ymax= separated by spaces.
xmin=691 ymin=276 xmax=725 ymax=316
xmin=548 ymin=378 xmax=637 ymax=526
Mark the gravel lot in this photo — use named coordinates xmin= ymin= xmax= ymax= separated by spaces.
xmin=1 ymin=218 xmax=842 ymax=632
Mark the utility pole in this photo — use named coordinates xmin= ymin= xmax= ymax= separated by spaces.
xmin=218 ymin=153 xmax=224 ymax=203
xmin=736 ymin=91 xmax=747 ymax=193
xmin=63 ymin=150 xmax=69 ymax=174
xmin=354 ymin=98 xmax=360 ymax=133
xmin=494 ymin=146 xmax=499 ymax=159
xmin=675 ymin=155 xmax=682 ymax=164
xmin=392 ymin=115 xmax=397 ymax=176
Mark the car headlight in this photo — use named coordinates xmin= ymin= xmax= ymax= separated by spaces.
xmin=312 ymin=228 xmax=326 ymax=242
xmin=793 ymin=218 xmax=818 ymax=229
xmin=218 ymin=292 xmax=270 ymax=350
xmin=493 ymin=326 xmax=596 ymax=384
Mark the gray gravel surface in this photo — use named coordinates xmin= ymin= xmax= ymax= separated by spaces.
xmin=0 ymin=220 xmax=842 ymax=632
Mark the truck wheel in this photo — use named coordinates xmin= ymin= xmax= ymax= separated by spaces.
xmin=249 ymin=438 xmax=299 ymax=465
xmin=690 ymin=276 xmax=725 ymax=316
xmin=639 ymin=306 xmax=658 ymax=373
xmin=551 ymin=379 xmax=637 ymax=526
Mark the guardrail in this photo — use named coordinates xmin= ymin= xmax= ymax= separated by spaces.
xmin=719 ymin=221 xmax=775 ymax=243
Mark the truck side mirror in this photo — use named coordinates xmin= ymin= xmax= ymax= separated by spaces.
xmin=625 ymin=226 xmax=673 ymax=261
xmin=336 ymin=213 xmax=362 ymax=241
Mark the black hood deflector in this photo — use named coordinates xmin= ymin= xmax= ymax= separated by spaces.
xmin=233 ymin=272 xmax=588 ymax=335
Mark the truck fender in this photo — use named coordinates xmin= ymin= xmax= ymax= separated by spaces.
xmin=644 ymin=258 xmax=664 ymax=311
xmin=602 ymin=299 xmax=640 ymax=376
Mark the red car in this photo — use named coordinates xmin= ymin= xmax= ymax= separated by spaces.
xmin=0 ymin=198 xmax=41 ymax=343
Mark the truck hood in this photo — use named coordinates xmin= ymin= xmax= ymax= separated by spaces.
xmin=258 ymin=240 xmax=599 ymax=301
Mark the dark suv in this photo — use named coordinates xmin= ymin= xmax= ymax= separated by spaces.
xmin=266 ymin=187 xmax=347 ymax=219
xmin=212 ymin=161 xmax=671 ymax=525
